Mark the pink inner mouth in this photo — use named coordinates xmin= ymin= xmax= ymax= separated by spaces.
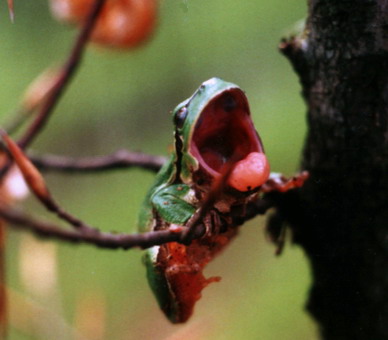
xmin=190 ymin=90 xmax=269 ymax=191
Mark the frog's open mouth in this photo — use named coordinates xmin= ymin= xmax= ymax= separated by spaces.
xmin=190 ymin=89 xmax=263 ymax=178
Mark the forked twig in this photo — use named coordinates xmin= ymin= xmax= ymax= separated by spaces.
xmin=29 ymin=150 xmax=166 ymax=173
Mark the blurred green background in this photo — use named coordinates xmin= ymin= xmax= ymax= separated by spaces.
xmin=0 ymin=0 xmax=318 ymax=339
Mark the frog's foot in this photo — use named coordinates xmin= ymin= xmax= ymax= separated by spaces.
xmin=201 ymin=210 xmax=230 ymax=238
xmin=261 ymin=171 xmax=309 ymax=193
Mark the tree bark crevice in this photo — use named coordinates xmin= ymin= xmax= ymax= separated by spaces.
xmin=279 ymin=1 xmax=388 ymax=339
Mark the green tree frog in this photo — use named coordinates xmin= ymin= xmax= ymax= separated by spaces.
xmin=138 ymin=78 xmax=298 ymax=323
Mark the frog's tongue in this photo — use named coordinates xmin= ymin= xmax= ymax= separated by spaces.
xmin=190 ymin=89 xmax=269 ymax=191
xmin=227 ymin=152 xmax=270 ymax=191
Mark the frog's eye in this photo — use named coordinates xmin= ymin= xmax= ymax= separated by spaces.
xmin=221 ymin=93 xmax=238 ymax=112
xmin=174 ymin=107 xmax=188 ymax=129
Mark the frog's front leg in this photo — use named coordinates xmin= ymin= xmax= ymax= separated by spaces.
xmin=151 ymin=183 xmax=196 ymax=226
xmin=153 ymin=184 xmax=223 ymax=240
xmin=199 ymin=208 xmax=228 ymax=237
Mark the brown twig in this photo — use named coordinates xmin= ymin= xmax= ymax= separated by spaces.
xmin=42 ymin=198 xmax=101 ymax=234
xmin=0 ymin=197 xmax=274 ymax=250
xmin=238 ymin=197 xmax=275 ymax=224
xmin=29 ymin=150 xmax=166 ymax=173
xmin=17 ymin=0 xmax=106 ymax=149
xmin=0 ymin=207 xmax=206 ymax=250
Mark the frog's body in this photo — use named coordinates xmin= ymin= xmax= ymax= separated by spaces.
xmin=138 ymin=78 xmax=270 ymax=323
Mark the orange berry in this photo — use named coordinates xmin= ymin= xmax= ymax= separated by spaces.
xmin=50 ymin=0 xmax=157 ymax=49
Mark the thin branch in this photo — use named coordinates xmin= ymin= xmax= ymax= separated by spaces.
xmin=0 ymin=207 xmax=206 ymax=250
xmin=0 ymin=197 xmax=274 ymax=250
xmin=29 ymin=150 xmax=166 ymax=174
xmin=17 ymin=0 xmax=106 ymax=149
xmin=42 ymin=198 xmax=103 ymax=234
xmin=238 ymin=197 xmax=275 ymax=223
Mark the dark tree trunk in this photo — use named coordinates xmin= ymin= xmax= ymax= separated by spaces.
xmin=278 ymin=1 xmax=388 ymax=339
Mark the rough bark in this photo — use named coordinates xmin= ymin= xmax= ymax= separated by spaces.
xmin=279 ymin=1 xmax=388 ymax=339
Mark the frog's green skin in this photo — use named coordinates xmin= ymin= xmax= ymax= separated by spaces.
xmin=138 ymin=77 xmax=264 ymax=323
xmin=138 ymin=78 xmax=250 ymax=232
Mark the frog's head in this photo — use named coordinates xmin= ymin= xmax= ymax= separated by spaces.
xmin=172 ymin=77 xmax=269 ymax=192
